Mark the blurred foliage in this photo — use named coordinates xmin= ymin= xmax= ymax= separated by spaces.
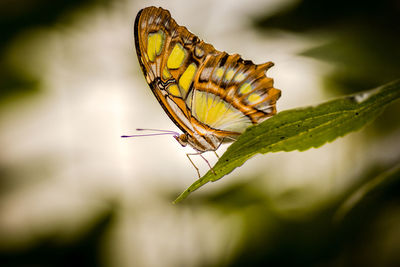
xmin=254 ymin=0 xmax=400 ymax=95
xmin=182 ymin=162 xmax=400 ymax=266
xmin=174 ymin=80 xmax=400 ymax=203
xmin=0 ymin=0 xmax=105 ymax=105
xmin=0 ymin=210 xmax=113 ymax=267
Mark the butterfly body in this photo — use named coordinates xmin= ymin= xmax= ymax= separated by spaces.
xmin=134 ymin=6 xmax=281 ymax=153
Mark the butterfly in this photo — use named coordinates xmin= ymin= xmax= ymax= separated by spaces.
xmin=126 ymin=6 xmax=281 ymax=177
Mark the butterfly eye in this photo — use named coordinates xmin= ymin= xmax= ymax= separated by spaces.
xmin=174 ymin=134 xmax=188 ymax=147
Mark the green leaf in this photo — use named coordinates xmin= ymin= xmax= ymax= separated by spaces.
xmin=173 ymin=80 xmax=400 ymax=204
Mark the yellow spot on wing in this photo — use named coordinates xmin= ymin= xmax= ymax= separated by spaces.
xmin=147 ymin=31 xmax=165 ymax=62
xmin=163 ymin=67 xmax=171 ymax=79
xmin=167 ymin=43 xmax=186 ymax=69
xmin=192 ymin=91 xmax=252 ymax=132
xmin=225 ymin=69 xmax=235 ymax=80
xmin=248 ymin=93 xmax=261 ymax=103
xmin=234 ymin=72 xmax=246 ymax=82
xmin=195 ymin=46 xmax=204 ymax=57
xmin=206 ymin=99 xmax=227 ymax=125
xmin=239 ymin=82 xmax=252 ymax=94
xmin=168 ymin=84 xmax=180 ymax=97
xmin=215 ymin=68 xmax=224 ymax=79
xmin=193 ymin=91 xmax=226 ymax=125
xmin=179 ymin=63 xmax=197 ymax=93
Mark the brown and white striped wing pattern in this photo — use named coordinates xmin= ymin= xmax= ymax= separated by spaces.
xmin=134 ymin=6 xmax=281 ymax=152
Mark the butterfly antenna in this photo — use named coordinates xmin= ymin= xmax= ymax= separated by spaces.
xmin=136 ymin=128 xmax=179 ymax=134
xmin=121 ymin=128 xmax=179 ymax=138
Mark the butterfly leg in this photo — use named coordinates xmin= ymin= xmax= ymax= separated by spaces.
xmin=186 ymin=152 xmax=216 ymax=178
xmin=199 ymin=153 xmax=216 ymax=175
xmin=213 ymin=151 xmax=220 ymax=159
xmin=186 ymin=153 xmax=201 ymax=178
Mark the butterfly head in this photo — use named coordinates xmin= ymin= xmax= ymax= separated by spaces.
xmin=174 ymin=132 xmax=223 ymax=153
xmin=174 ymin=133 xmax=188 ymax=148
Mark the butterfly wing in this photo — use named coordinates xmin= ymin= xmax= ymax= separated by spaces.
xmin=134 ymin=6 xmax=281 ymax=150
xmin=189 ymin=52 xmax=281 ymax=136
xmin=134 ymin=6 xmax=204 ymax=137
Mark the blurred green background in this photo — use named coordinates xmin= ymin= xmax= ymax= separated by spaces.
xmin=0 ymin=0 xmax=399 ymax=266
